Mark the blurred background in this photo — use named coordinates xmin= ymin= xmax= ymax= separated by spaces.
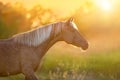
xmin=0 ymin=0 xmax=120 ymax=80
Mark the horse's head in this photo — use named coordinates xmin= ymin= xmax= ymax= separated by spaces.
xmin=61 ymin=18 xmax=89 ymax=50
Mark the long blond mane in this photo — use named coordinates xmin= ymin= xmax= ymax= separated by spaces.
xmin=13 ymin=24 xmax=52 ymax=46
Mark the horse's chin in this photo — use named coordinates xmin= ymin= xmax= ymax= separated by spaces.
xmin=70 ymin=45 xmax=87 ymax=52
xmin=71 ymin=40 xmax=89 ymax=51
xmin=81 ymin=46 xmax=88 ymax=50
xmin=71 ymin=45 xmax=78 ymax=48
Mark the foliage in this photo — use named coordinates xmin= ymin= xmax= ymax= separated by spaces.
xmin=0 ymin=1 xmax=57 ymax=39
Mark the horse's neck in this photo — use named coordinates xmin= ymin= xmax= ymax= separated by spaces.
xmin=35 ymin=24 xmax=62 ymax=58
xmin=35 ymin=35 xmax=61 ymax=59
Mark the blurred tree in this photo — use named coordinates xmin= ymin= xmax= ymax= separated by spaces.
xmin=28 ymin=5 xmax=57 ymax=28
xmin=0 ymin=2 xmax=29 ymax=38
xmin=28 ymin=5 xmax=43 ymax=26
xmin=0 ymin=2 xmax=17 ymax=38
xmin=0 ymin=1 xmax=58 ymax=38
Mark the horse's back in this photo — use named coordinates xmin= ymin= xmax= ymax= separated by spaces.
xmin=0 ymin=38 xmax=14 ymax=52
xmin=0 ymin=38 xmax=13 ymax=44
xmin=0 ymin=38 xmax=20 ymax=59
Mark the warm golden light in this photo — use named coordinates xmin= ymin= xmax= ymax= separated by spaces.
xmin=26 ymin=13 xmax=31 ymax=19
xmin=100 ymin=1 xmax=111 ymax=11
xmin=96 ymin=0 xmax=112 ymax=12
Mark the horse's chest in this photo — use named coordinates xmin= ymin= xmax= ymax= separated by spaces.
xmin=30 ymin=49 xmax=45 ymax=71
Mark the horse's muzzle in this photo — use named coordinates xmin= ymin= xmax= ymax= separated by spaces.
xmin=81 ymin=42 xmax=89 ymax=50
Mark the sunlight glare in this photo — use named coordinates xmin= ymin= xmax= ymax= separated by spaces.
xmin=26 ymin=13 xmax=31 ymax=19
xmin=96 ymin=0 xmax=112 ymax=12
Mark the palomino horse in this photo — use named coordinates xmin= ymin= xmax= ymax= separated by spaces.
xmin=0 ymin=18 xmax=88 ymax=80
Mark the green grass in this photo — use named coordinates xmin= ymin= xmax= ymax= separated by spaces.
xmin=0 ymin=49 xmax=120 ymax=80
xmin=38 ymin=49 xmax=120 ymax=80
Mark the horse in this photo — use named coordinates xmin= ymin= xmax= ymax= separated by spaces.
xmin=0 ymin=18 xmax=88 ymax=80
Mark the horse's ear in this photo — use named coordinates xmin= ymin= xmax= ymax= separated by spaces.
xmin=68 ymin=17 xmax=74 ymax=23
xmin=67 ymin=17 xmax=73 ymax=23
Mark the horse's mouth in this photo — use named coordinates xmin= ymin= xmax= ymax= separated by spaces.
xmin=81 ymin=46 xmax=88 ymax=50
